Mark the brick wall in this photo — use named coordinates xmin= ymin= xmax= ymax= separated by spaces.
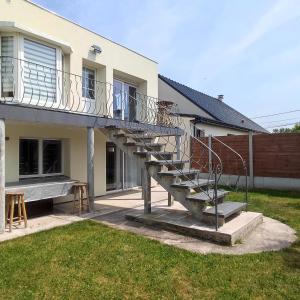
xmin=192 ymin=133 xmax=300 ymax=179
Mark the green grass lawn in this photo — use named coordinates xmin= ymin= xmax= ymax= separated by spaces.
xmin=0 ymin=190 xmax=299 ymax=300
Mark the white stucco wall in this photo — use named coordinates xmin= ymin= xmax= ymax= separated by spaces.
xmin=6 ymin=122 xmax=107 ymax=196
xmin=195 ymin=123 xmax=246 ymax=136
xmin=158 ymin=78 xmax=213 ymax=119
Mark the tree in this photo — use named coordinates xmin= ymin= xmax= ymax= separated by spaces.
xmin=273 ymin=123 xmax=300 ymax=133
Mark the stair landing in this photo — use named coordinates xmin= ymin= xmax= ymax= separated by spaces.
xmin=125 ymin=203 xmax=262 ymax=245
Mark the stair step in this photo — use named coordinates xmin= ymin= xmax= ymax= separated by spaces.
xmin=158 ymin=169 xmax=199 ymax=177
xmin=203 ymin=201 xmax=246 ymax=218
xmin=105 ymin=125 xmax=119 ymax=130
xmin=127 ymin=133 xmax=179 ymax=139
xmin=113 ymin=133 xmax=126 ymax=138
xmin=186 ymin=189 xmax=229 ymax=202
xmin=146 ymin=160 xmax=189 ymax=166
xmin=124 ymin=142 xmax=165 ymax=148
xmin=172 ymin=179 xmax=214 ymax=189
xmin=133 ymin=151 xmax=176 ymax=158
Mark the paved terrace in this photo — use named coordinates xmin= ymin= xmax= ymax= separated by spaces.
xmin=0 ymin=186 xmax=296 ymax=255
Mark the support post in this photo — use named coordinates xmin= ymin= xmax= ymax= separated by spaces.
xmin=208 ymin=134 xmax=212 ymax=174
xmin=248 ymin=131 xmax=254 ymax=189
xmin=143 ymin=155 xmax=151 ymax=214
xmin=0 ymin=119 xmax=5 ymax=233
xmin=175 ymin=135 xmax=181 ymax=160
xmin=87 ymin=127 xmax=95 ymax=211
xmin=168 ymin=192 xmax=173 ymax=207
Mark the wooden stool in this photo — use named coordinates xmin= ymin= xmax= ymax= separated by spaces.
xmin=73 ymin=182 xmax=89 ymax=215
xmin=6 ymin=192 xmax=28 ymax=232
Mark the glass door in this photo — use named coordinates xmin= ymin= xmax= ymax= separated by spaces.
xmin=106 ymin=142 xmax=141 ymax=191
xmin=113 ymin=79 xmax=137 ymax=121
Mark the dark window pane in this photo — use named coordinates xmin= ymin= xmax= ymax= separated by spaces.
xmin=19 ymin=139 xmax=39 ymax=176
xmin=43 ymin=140 xmax=62 ymax=174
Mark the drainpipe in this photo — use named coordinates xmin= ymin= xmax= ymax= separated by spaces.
xmin=0 ymin=119 xmax=5 ymax=233
xmin=87 ymin=127 xmax=95 ymax=211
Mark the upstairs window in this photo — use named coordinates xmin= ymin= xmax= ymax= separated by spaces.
xmin=23 ymin=38 xmax=57 ymax=102
xmin=1 ymin=36 xmax=14 ymax=97
xmin=82 ymin=67 xmax=95 ymax=99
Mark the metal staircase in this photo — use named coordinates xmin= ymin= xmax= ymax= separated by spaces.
xmin=103 ymin=93 xmax=248 ymax=231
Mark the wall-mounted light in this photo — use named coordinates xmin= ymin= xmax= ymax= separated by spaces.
xmin=91 ymin=44 xmax=102 ymax=54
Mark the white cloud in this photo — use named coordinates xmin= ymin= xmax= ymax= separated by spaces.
xmin=188 ymin=0 xmax=300 ymax=89
xmin=230 ymin=0 xmax=300 ymax=55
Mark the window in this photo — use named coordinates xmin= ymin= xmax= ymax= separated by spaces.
xmin=23 ymin=38 xmax=57 ymax=102
xmin=19 ymin=138 xmax=62 ymax=177
xmin=43 ymin=140 xmax=62 ymax=174
xmin=195 ymin=128 xmax=205 ymax=138
xmin=19 ymin=139 xmax=39 ymax=176
xmin=1 ymin=36 xmax=14 ymax=97
xmin=82 ymin=67 xmax=95 ymax=99
xmin=113 ymin=79 xmax=137 ymax=121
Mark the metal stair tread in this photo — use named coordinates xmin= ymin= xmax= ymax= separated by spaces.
xmin=133 ymin=151 xmax=176 ymax=157
xmin=186 ymin=189 xmax=229 ymax=202
xmin=171 ymin=178 xmax=214 ymax=189
xmin=124 ymin=142 xmax=165 ymax=147
xmin=203 ymin=201 xmax=247 ymax=218
xmin=146 ymin=160 xmax=189 ymax=166
xmin=158 ymin=168 xmax=199 ymax=176
xmin=126 ymin=133 xmax=180 ymax=138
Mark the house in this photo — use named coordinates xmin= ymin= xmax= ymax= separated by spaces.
xmin=158 ymin=75 xmax=268 ymax=136
xmin=0 ymin=1 xmax=255 ymax=236
xmin=0 ymin=0 xmax=166 ymax=230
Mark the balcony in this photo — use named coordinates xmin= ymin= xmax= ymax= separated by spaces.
xmin=0 ymin=56 xmax=179 ymax=132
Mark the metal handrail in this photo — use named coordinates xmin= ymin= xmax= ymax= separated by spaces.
xmin=211 ymin=136 xmax=248 ymax=208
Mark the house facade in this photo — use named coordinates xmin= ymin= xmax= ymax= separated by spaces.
xmin=0 ymin=0 xmax=160 ymax=196
xmin=158 ymin=75 xmax=267 ymax=136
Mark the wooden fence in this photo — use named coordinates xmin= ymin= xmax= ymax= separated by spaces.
xmin=191 ymin=133 xmax=300 ymax=189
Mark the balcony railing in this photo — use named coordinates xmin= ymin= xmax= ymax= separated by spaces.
xmin=0 ymin=56 xmax=178 ymax=128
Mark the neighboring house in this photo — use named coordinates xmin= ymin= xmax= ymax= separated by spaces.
xmin=158 ymin=75 xmax=268 ymax=136
xmin=0 ymin=0 xmax=159 ymax=201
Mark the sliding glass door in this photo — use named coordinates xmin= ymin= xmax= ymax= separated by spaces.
xmin=106 ymin=142 xmax=141 ymax=191
xmin=113 ymin=79 xmax=137 ymax=122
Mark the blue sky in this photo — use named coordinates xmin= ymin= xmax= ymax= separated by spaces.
xmin=34 ymin=0 xmax=300 ymax=129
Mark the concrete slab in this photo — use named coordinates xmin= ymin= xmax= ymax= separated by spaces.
xmin=125 ymin=208 xmax=263 ymax=245
xmin=0 ymin=186 xmax=296 ymax=255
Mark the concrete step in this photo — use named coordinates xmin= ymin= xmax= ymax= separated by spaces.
xmin=171 ymin=178 xmax=214 ymax=189
xmin=127 ymin=133 xmax=180 ymax=139
xmin=186 ymin=189 xmax=229 ymax=202
xmin=158 ymin=168 xmax=199 ymax=177
xmin=133 ymin=151 xmax=176 ymax=159
xmin=146 ymin=160 xmax=189 ymax=166
xmin=202 ymin=201 xmax=247 ymax=226
xmin=124 ymin=142 xmax=165 ymax=148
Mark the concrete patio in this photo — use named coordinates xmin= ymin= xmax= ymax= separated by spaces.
xmin=0 ymin=186 xmax=296 ymax=255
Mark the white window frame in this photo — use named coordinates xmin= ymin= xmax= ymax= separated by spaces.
xmin=113 ymin=78 xmax=137 ymax=120
xmin=19 ymin=36 xmax=63 ymax=106
xmin=0 ymin=33 xmax=19 ymax=100
xmin=0 ymin=33 xmax=63 ymax=104
xmin=19 ymin=137 xmax=64 ymax=179
xmin=82 ymin=65 xmax=97 ymax=114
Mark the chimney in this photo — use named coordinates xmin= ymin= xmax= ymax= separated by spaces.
xmin=218 ymin=95 xmax=224 ymax=101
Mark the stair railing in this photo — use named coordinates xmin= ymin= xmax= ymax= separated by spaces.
xmin=106 ymin=86 xmax=223 ymax=230
xmin=211 ymin=136 xmax=248 ymax=209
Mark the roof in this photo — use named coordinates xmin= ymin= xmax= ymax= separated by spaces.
xmin=159 ymin=74 xmax=268 ymax=133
